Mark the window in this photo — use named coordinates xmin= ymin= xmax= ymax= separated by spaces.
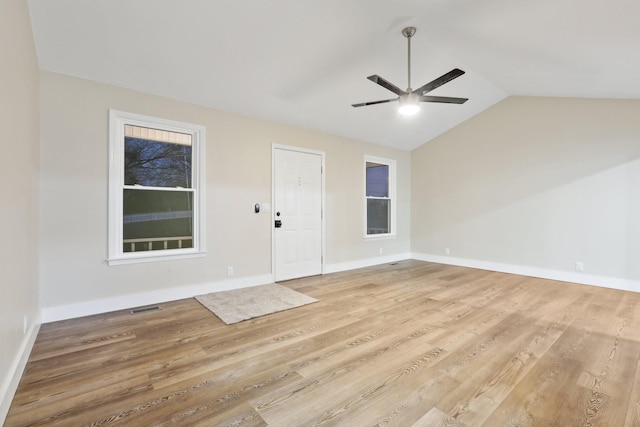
xmin=108 ymin=110 xmax=205 ymax=265
xmin=365 ymin=156 xmax=396 ymax=238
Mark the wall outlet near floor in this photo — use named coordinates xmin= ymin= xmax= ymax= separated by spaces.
xmin=227 ymin=266 xmax=234 ymax=276
xmin=23 ymin=315 xmax=27 ymax=334
xmin=575 ymin=261 xmax=584 ymax=272
xmin=445 ymin=247 xmax=450 ymax=255
xmin=379 ymin=248 xmax=383 ymax=255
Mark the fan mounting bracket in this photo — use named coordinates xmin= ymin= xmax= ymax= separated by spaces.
xmin=402 ymin=27 xmax=416 ymax=39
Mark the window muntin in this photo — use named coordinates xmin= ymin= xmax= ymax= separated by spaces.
xmin=365 ymin=157 xmax=396 ymax=238
xmin=109 ymin=111 xmax=205 ymax=264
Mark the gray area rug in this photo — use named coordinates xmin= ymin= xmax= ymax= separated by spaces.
xmin=195 ymin=284 xmax=318 ymax=325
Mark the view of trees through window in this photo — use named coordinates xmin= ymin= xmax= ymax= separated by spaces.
xmin=125 ymin=137 xmax=191 ymax=187
xmin=122 ymin=128 xmax=194 ymax=252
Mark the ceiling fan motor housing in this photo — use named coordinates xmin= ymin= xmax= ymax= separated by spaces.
xmin=399 ymin=92 xmax=419 ymax=106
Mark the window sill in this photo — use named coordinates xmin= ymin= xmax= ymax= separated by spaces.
xmin=364 ymin=233 xmax=397 ymax=241
xmin=107 ymin=250 xmax=206 ymax=266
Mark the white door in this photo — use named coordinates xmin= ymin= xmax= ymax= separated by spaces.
xmin=273 ymin=148 xmax=323 ymax=282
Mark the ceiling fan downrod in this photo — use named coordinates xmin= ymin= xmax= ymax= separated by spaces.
xmin=402 ymin=27 xmax=416 ymax=91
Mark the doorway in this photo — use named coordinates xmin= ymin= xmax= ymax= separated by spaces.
xmin=272 ymin=146 xmax=324 ymax=282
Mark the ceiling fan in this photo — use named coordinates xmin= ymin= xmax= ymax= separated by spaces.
xmin=352 ymin=27 xmax=468 ymax=115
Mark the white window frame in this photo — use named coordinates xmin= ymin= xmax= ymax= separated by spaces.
xmin=364 ymin=155 xmax=396 ymax=239
xmin=108 ymin=110 xmax=206 ymax=265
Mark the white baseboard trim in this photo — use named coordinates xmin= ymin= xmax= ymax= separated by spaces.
xmin=1 ymin=316 xmax=41 ymax=425
xmin=323 ymin=252 xmax=412 ymax=275
xmin=41 ymin=252 xmax=413 ymax=323
xmin=41 ymin=274 xmax=275 ymax=323
xmin=412 ymin=253 xmax=640 ymax=293
xmin=41 ymin=253 xmax=640 ymax=323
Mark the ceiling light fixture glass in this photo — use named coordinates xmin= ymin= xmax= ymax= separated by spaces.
xmin=398 ymin=93 xmax=420 ymax=115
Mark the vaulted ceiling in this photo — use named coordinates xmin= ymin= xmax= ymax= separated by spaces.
xmin=27 ymin=0 xmax=640 ymax=151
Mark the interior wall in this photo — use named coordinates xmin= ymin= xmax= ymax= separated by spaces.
xmin=0 ymin=0 xmax=41 ymax=420
xmin=411 ymin=96 xmax=640 ymax=289
xmin=38 ymin=71 xmax=410 ymax=319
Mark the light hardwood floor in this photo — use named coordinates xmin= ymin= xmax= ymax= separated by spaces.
xmin=6 ymin=260 xmax=640 ymax=426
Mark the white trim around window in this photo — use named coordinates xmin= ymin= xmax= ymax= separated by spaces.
xmin=108 ymin=110 xmax=206 ymax=265
xmin=364 ymin=155 xmax=396 ymax=239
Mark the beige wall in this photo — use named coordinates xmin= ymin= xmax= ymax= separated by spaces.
xmin=0 ymin=0 xmax=40 ymax=419
xmin=38 ymin=71 xmax=411 ymax=316
xmin=411 ymin=96 xmax=640 ymax=288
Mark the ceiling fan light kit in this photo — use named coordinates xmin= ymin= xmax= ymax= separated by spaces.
xmin=398 ymin=93 xmax=420 ymax=115
xmin=352 ymin=27 xmax=468 ymax=115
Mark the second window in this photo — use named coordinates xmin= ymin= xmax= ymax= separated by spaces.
xmin=365 ymin=156 xmax=396 ymax=237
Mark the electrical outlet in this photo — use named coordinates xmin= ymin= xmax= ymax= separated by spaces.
xmin=379 ymin=248 xmax=383 ymax=255
xmin=445 ymin=248 xmax=450 ymax=255
xmin=23 ymin=315 xmax=27 ymax=335
xmin=227 ymin=266 xmax=234 ymax=276
xmin=575 ymin=261 xmax=584 ymax=272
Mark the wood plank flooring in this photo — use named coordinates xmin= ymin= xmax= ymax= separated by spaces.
xmin=6 ymin=260 xmax=640 ymax=426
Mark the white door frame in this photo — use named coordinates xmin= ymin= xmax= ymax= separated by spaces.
xmin=272 ymin=144 xmax=325 ymax=281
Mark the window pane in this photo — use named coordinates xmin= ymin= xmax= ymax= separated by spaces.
xmin=123 ymin=189 xmax=193 ymax=252
xmin=125 ymin=137 xmax=192 ymax=187
xmin=366 ymin=162 xmax=389 ymax=197
xmin=367 ymin=198 xmax=390 ymax=234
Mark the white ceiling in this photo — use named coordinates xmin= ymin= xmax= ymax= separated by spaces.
xmin=27 ymin=0 xmax=640 ymax=151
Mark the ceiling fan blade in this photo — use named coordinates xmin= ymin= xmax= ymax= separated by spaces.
xmin=419 ymin=95 xmax=468 ymax=104
xmin=412 ymin=68 xmax=465 ymax=96
xmin=367 ymin=75 xmax=404 ymax=96
xmin=352 ymin=98 xmax=398 ymax=108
